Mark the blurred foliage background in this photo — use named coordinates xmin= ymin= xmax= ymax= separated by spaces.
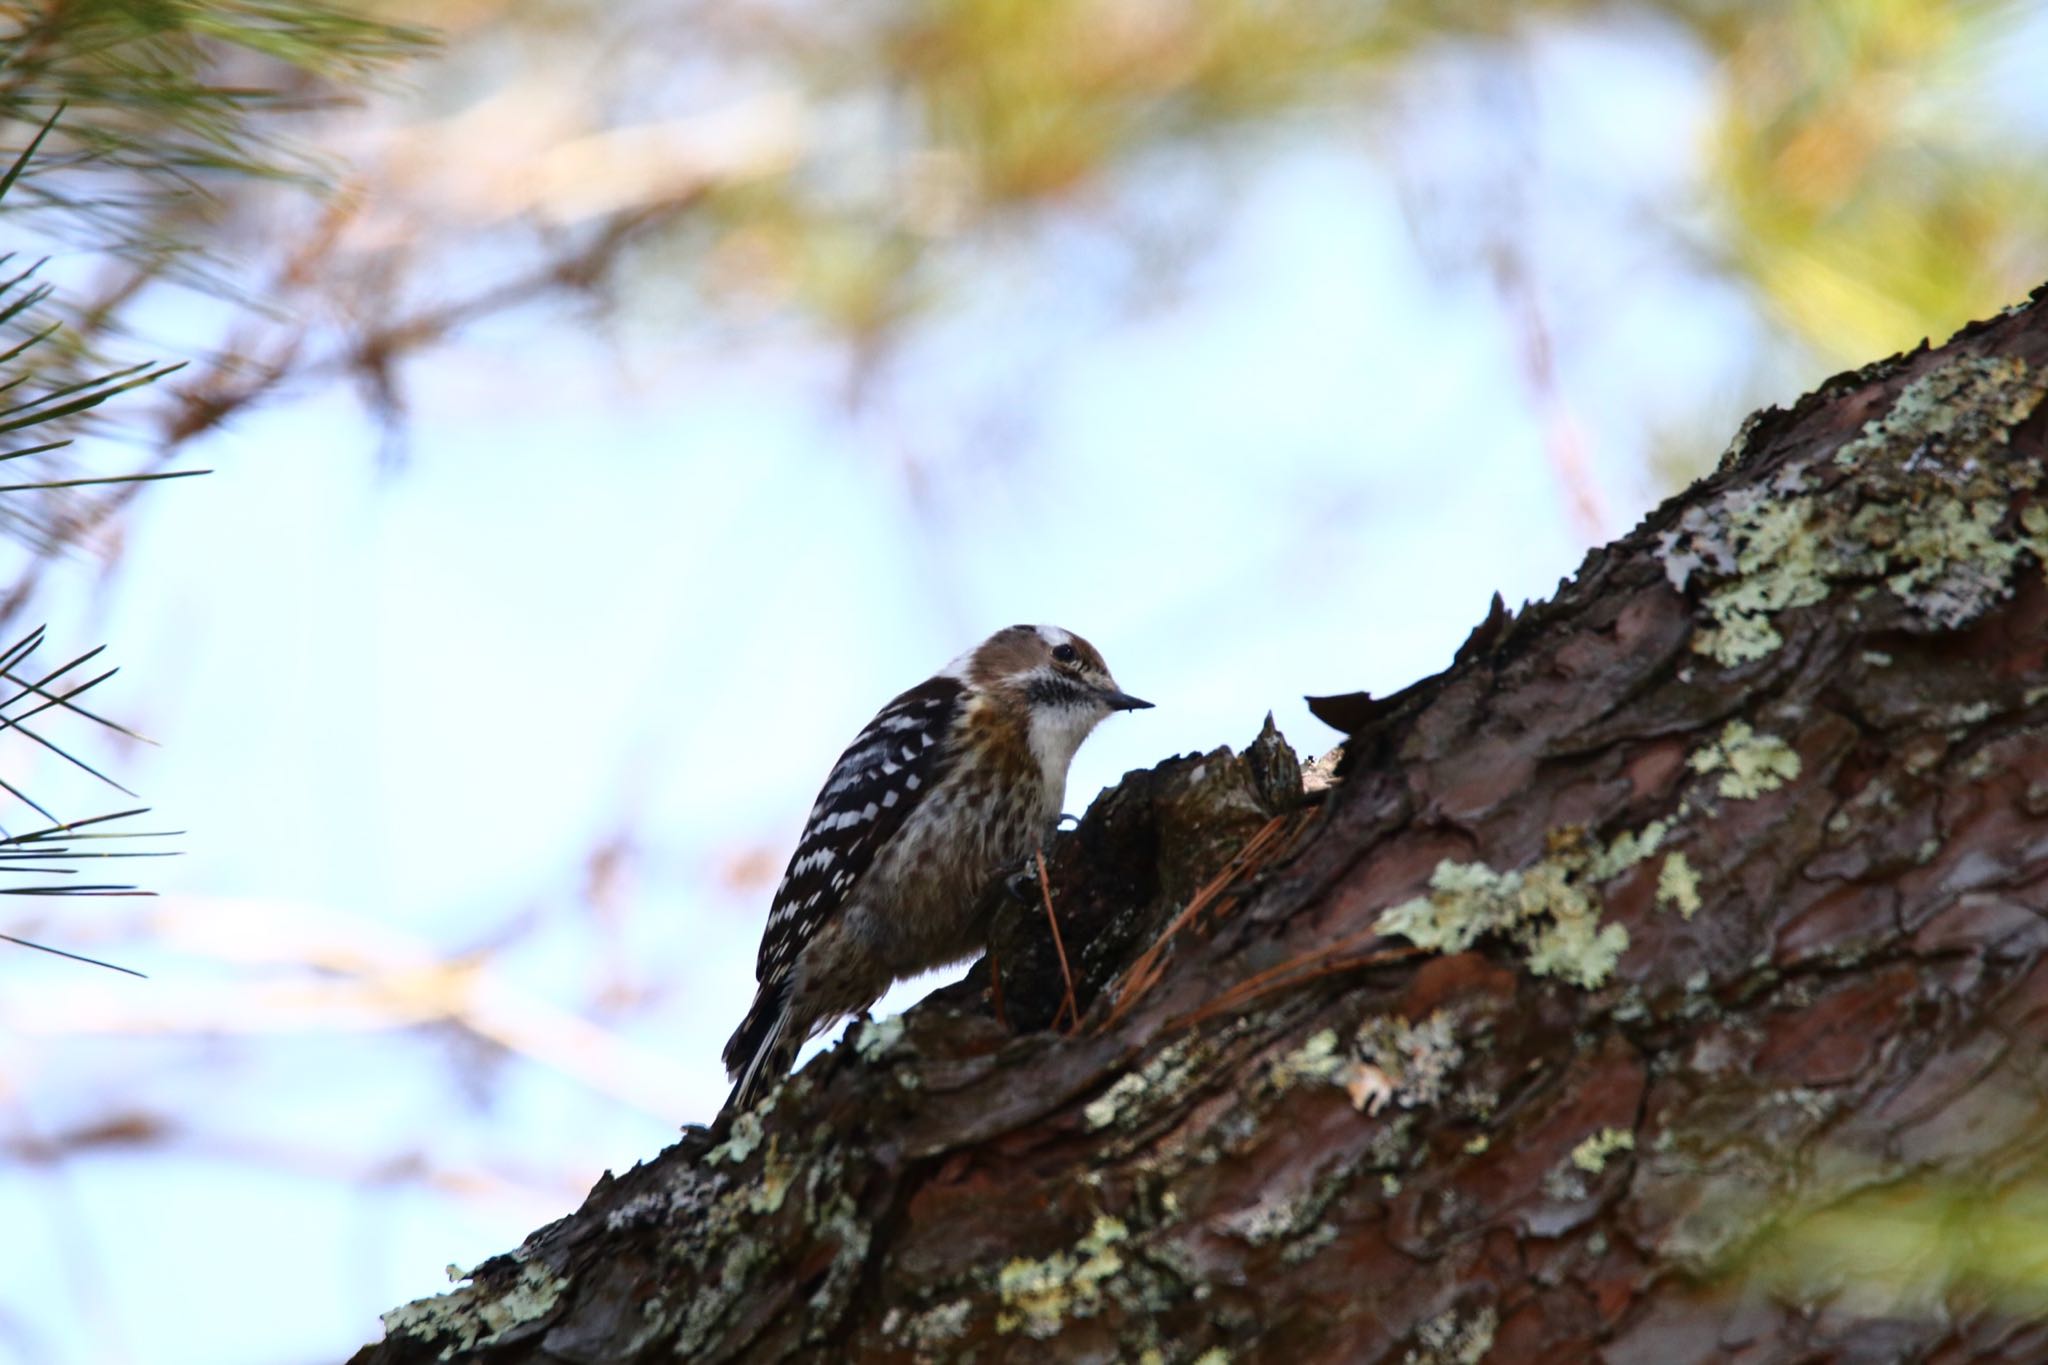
xmin=2 ymin=1 xmax=2046 ymax=1361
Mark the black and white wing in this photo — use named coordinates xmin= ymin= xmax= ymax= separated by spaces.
xmin=755 ymin=674 xmax=966 ymax=984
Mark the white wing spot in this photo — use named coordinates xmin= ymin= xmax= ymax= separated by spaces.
xmin=882 ymin=790 xmax=899 ymax=808
xmin=906 ymin=774 xmax=921 ymax=790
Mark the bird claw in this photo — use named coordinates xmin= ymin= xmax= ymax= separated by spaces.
xmin=1001 ymin=866 xmax=1038 ymax=905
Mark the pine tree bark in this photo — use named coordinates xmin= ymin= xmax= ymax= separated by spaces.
xmin=354 ymin=286 xmax=2048 ymax=1365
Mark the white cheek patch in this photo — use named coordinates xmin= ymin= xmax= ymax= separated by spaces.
xmin=1026 ymin=697 xmax=1106 ymax=799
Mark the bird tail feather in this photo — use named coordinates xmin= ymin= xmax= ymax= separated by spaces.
xmin=721 ymin=980 xmax=794 ymax=1117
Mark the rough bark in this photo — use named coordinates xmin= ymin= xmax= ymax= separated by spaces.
xmin=354 ymin=285 xmax=2048 ymax=1365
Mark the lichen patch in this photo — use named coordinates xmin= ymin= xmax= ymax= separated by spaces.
xmin=1690 ymin=721 xmax=1802 ymax=800
xmin=1376 ymin=856 xmax=1630 ymax=990
xmin=380 ymin=1258 xmax=567 ymax=1357
xmin=1657 ymin=853 xmax=1702 ymax=919
xmin=1269 ymin=1028 xmax=1346 ymax=1089
xmin=853 ymin=1012 xmax=907 ymax=1061
xmin=1571 ymin=1126 xmax=1637 ymax=1173
xmin=705 ymin=1110 xmax=764 ymax=1166
xmin=1404 ymin=1305 xmax=1498 ymax=1365
xmin=1353 ymin=1011 xmax=1464 ymax=1111
xmin=1086 ymin=1036 xmax=1203 ymax=1130
xmin=994 ymin=1215 xmax=1129 ymax=1338
xmin=1660 ymin=355 xmax=2048 ymax=666
xmin=1832 ymin=356 xmax=2048 ymax=485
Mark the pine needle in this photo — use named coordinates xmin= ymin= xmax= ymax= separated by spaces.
xmin=1036 ymin=848 xmax=1080 ymax=1033
xmin=0 ymin=930 xmax=144 ymax=977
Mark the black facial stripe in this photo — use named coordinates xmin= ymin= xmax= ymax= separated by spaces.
xmin=1026 ymin=675 xmax=1092 ymax=708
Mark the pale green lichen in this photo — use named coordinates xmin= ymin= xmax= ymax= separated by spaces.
xmin=1657 ymin=852 xmax=1702 ymax=919
xmin=704 ymin=1109 xmax=764 ymax=1166
xmin=1281 ymin=1222 xmax=1341 ymax=1265
xmin=747 ymin=1146 xmax=792 ymax=1214
xmin=1086 ymin=1036 xmax=1203 ymax=1129
xmin=1690 ymin=721 xmax=1801 ymax=800
xmin=851 ymin=1015 xmax=909 ymax=1064
xmin=1375 ymin=860 xmax=1511 ymax=957
xmin=1270 ymin=1014 xmax=1465 ymax=1116
xmin=1269 ymin=1028 xmax=1346 ymax=1088
xmin=1365 ymin=1111 xmax=1418 ymax=1168
xmin=1674 ymin=488 xmax=1831 ymax=664
xmin=1833 ymin=356 xmax=2048 ymax=471
xmin=1376 ymin=854 xmax=1629 ymax=990
xmin=883 ymin=1298 xmax=972 ymax=1349
xmin=1405 ymin=1305 xmax=1498 ymax=1365
xmin=1224 ymin=1197 xmax=1310 ymax=1246
xmin=1858 ymin=497 xmax=2042 ymax=629
xmin=667 ymin=1140 xmax=873 ymax=1356
xmin=1546 ymin=1126 xmax=1640 ymax=1202
xmin=802 ymin=1183 xmax=873 ymax=1320
xmin=1571 ymin=1126 xmax=1637 ymax=1173
xmin=1663 ymin=355 xmax=2048 ymax=665
xmin=1354 ymin=1011 xmax=1463 ymax=1111
xmin=853 ymin=1012 xmax=906 ymax=1061
xmin=1586 ymin=819 xmax=1668 ymax=882
xmin=1372 ymin=752 xmax=1750 ymax=981
xmin=381 ymin=1258 xmax=568 ymax=1357
xmin=995 ymin=1215 xmax=1129 ymax=1338
xmin=1193 ymin=1349 xmax=1233 ymax=1365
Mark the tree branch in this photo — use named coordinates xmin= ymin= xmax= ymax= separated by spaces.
xmin=355 ymin=280 xmax=2048 ymax=1364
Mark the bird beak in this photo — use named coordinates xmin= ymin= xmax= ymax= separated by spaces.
xmin=1099 ymin=687 xmax=1153 ymax=712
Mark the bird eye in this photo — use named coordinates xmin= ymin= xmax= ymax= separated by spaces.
xmin=1052 ymin=643 xmax=1079 ymax=664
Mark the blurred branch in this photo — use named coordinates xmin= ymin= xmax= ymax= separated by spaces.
xmin=4 ymin=1109 xmax=587 ymax=1215
xmin=3 ymin=894 xmax=703 ymax=1119
xmin=1489 ymin=238 xmax=1610 ymax=544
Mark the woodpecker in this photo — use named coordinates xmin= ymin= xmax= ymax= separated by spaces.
xmin=721 ymin=624 xmax=1151 ymax=1115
